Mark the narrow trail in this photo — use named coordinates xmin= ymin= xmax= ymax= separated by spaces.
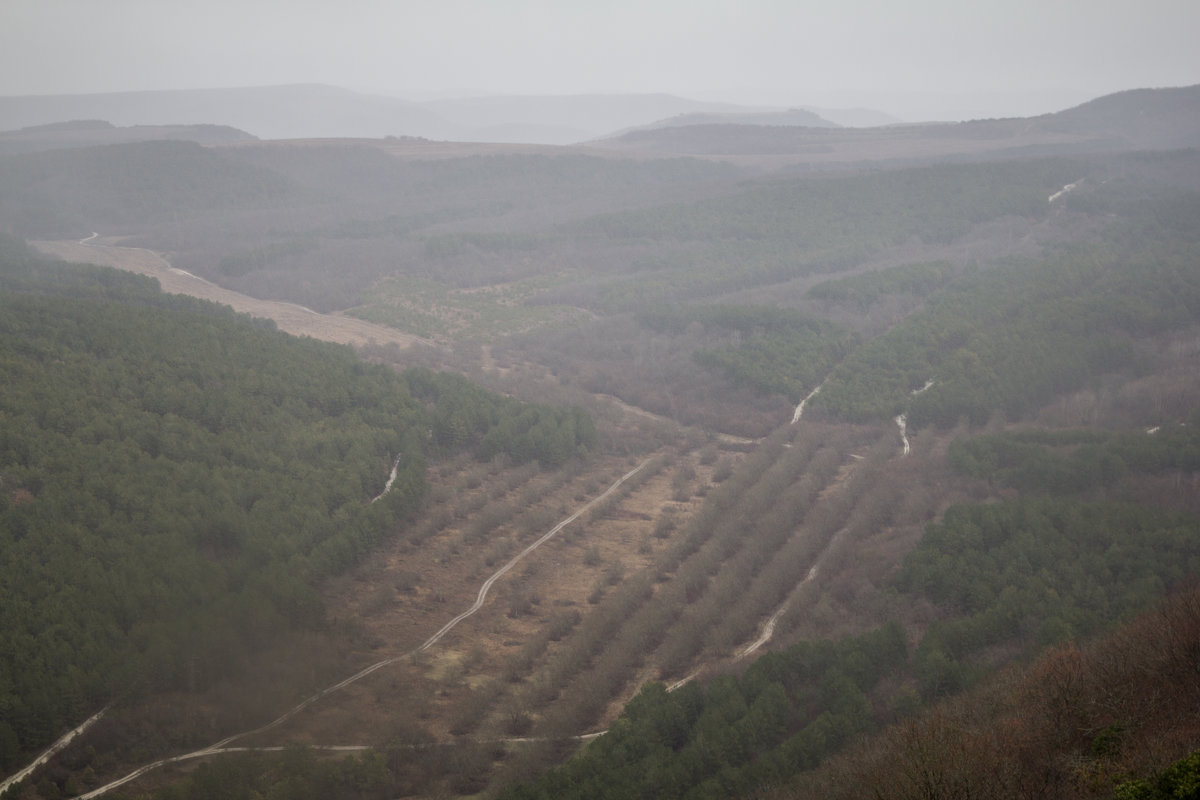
xmin=369 ymin=455 xmax=403 ymax=503
xmin=1048 ymin=178 xmax=1083 ymax=203
xmin=65 ymin=459 xmax=651 ymax=799
xmin=736 ymin=522 xmax=851 ymax=661
xmin=0 ymin=708 xmax=108 ymax=796
xmin=737 ymin=601 xmax=789 ymax=661
xmin=791 ymin=381 xmax=824 ymax=424
xmin=895 ymin=379 xmax=934 ymax=457
xmin=417 ymin=460 xmax=648 ymax=654
xmin=665 ymin=672 xmax=700 ymax=692
xmin=76 ymin=729 xmax=614 ymax=798
xmin=667 ymin=556 xmax=819 ymax=689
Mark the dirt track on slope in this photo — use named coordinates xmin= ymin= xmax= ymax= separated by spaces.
xmin=31 ymin=238 xmax=428 ymax=351
xmin=66 ymin=458 xmax=654 ymax=799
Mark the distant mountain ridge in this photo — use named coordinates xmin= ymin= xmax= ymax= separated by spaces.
xmin=0 ymin=85 xmax=448 ymax=142
xmin=418 ymin=92 xmax=765 ymax=143
xmin=619 ymin=107 xmax=840 ymax=134
xmin=591 ymin=106 xmax=908 ymax=144
xmin=4 ymin=83 xmax=1195 ymax=151
xmin=594 ymin=83 xmax=1200 ymax=164
xmin=0 ymin=85 xmax=797 ymax=145
xmin=1 ymin=83 xmax=1196 ymax=163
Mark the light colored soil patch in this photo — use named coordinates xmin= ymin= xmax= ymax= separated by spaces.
xmin=31 ymin=239 xmax=429 ymax=350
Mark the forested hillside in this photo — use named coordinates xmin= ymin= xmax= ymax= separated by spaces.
xmin=763 ymin=583 xmax=1200 ymax=800
xmin=0 ymin=236 xmax=595 ymax=774
xmin=0 ymin=141 xmax=297 ymax=236
xmin=811 ymin=184 xmax=1200 ymax=426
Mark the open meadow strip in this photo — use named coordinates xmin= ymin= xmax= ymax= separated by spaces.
xmin=483 ymin=461 xmax=675 ymax=724
xmin=501 ymin=443 xmax=786 ymax=725
xmin=516 ymin=427 xmax=832 ymax=740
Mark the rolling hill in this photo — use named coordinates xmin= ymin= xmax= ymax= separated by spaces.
xmin=593 ymin=83 xmax=1200 ymax=165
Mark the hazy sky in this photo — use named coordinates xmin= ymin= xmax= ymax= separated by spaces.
xmin=4 ymin=0 xmax=1198 ymax=119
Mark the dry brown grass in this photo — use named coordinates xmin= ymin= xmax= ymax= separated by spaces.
xmin=31 ymin=239 xmax=429 ymax=350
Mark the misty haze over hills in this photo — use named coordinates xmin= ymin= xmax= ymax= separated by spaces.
xmin=0 ymin=84 xmax=908 ymax=145
xmin=3 ymin=44 xmax=1200 ymax=797
xmin=4 ymin=84 xmax=1197 ymax=171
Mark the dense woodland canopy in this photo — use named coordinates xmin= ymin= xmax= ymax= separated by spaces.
xmin=948 ymin=425 xmax=1200 ymax=494
xmin=0 ymin=236 xmax=596 ymax=772
xmin=635 ymin=305 xmax=859 ymax=402
xmin=811 ymin=223 xmax=1200 ymax=426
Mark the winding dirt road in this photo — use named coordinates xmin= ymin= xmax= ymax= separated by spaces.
xmin=62 ymin=459 xmax=650 ymax=799
xmin=0 ymin=708 xmax=108 ymax=796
